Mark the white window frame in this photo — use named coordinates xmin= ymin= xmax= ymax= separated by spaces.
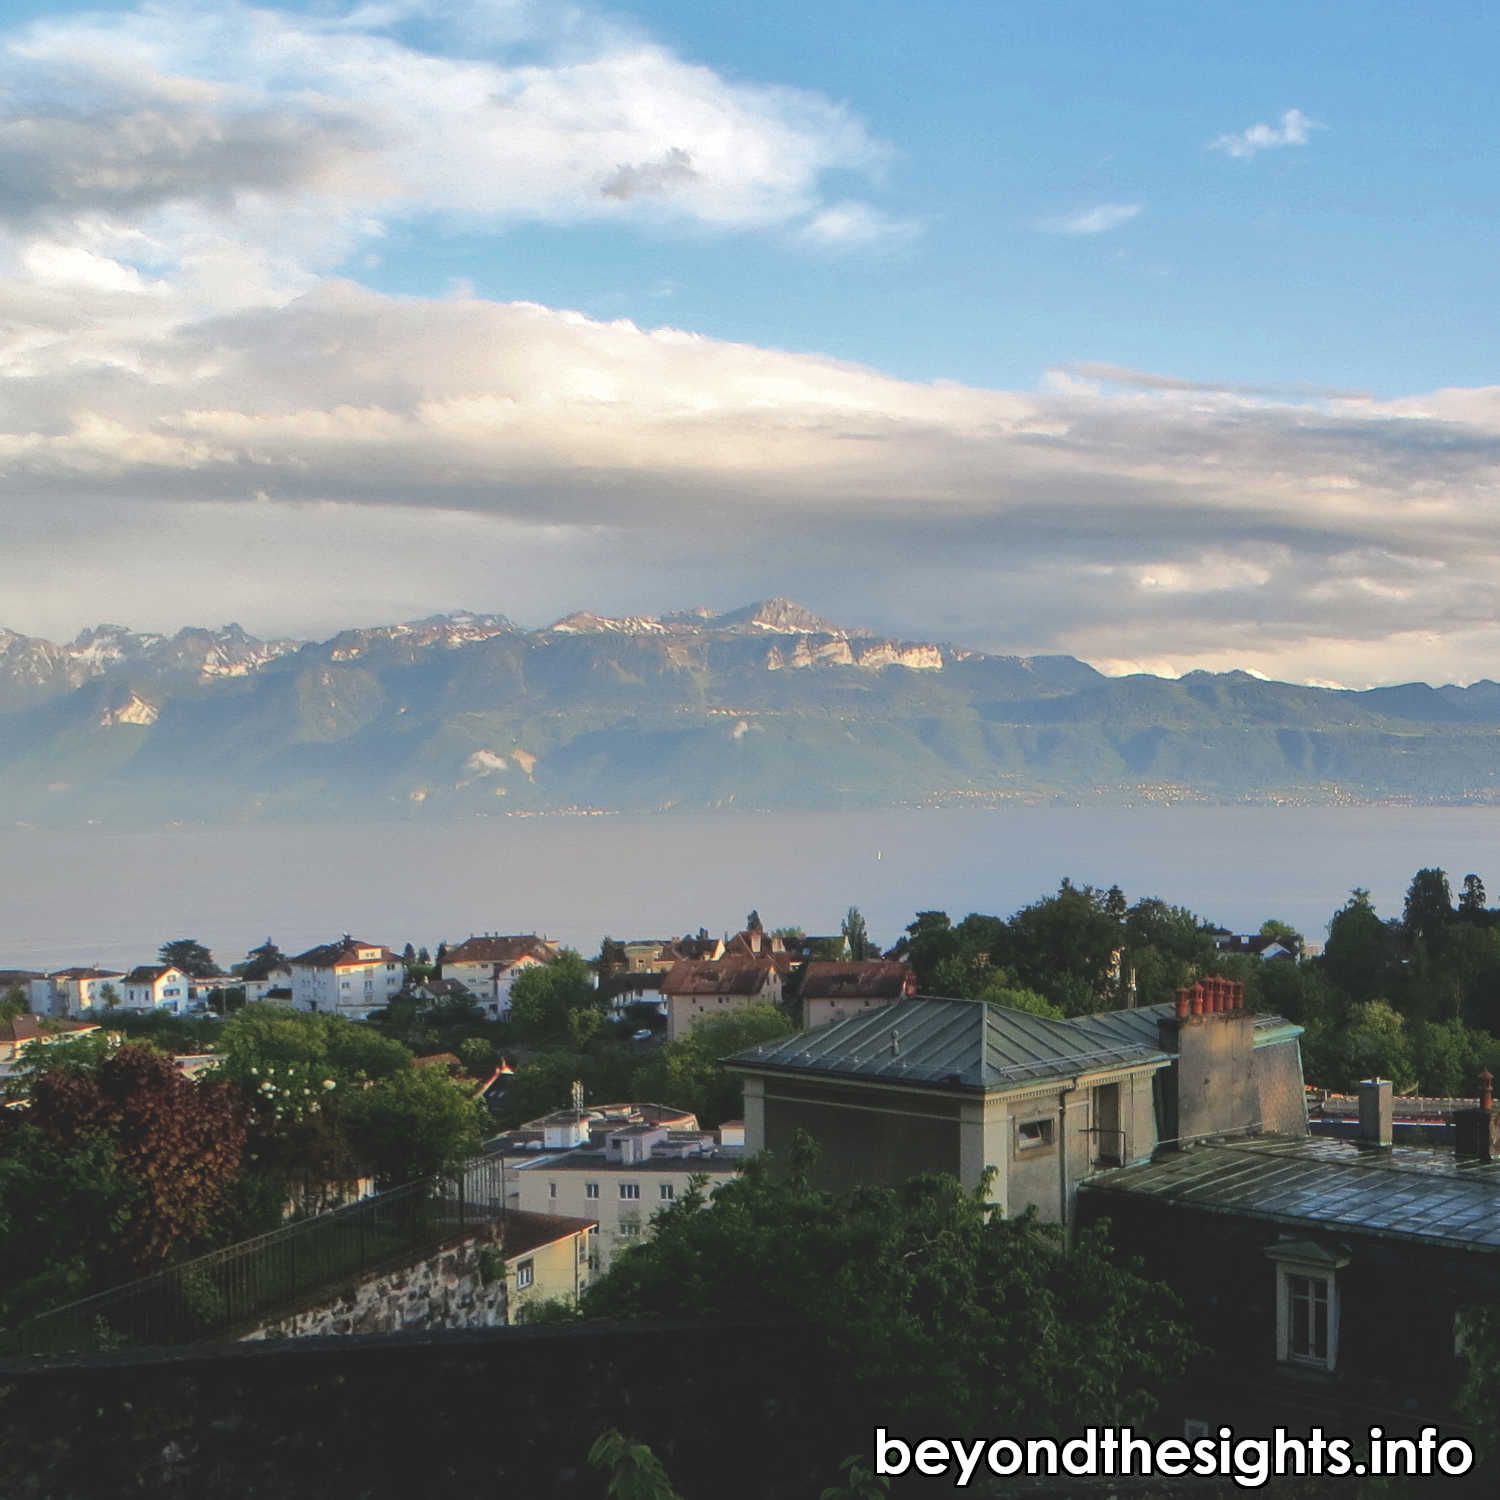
xmin=660 ymin=1183 xmax=675 ymax=1200
xmin=619 ymin=1182 xmax=640 ymax=1200
xmin=1266 ymin=1241 xmax=1348 ymax=1374
xmin=585 ymin=1182 xmax=600 ymax=1199
xmin=515 ymin=1259 xmax=534 ymax=1289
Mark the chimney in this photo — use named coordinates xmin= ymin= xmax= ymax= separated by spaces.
xmin=1158 ymin=975 xmax=1257 ymax=1147
xmin=1358 ymin=1078 xmax=1393 ymax=1148
xmin=1456 ymin=1068 xmax=1500 ymax=1160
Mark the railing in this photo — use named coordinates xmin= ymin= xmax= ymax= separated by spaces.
xmin=0 ymin=1153 xmax=508 ymax=1357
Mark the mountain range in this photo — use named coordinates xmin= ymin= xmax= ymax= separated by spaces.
xmin=1 ymin=599 xmax=1497 ymax=826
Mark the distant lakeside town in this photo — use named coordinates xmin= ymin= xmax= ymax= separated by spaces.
xmin=7 ymin=870 xmax=1500 ymax=1492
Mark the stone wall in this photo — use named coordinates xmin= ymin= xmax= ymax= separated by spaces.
xmin=240 ymin=1230 xmax=506 ymax=1340
xmin=0 ymin=1321 xmax=849 ymax=1500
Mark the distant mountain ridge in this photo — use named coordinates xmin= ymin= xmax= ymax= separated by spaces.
xmin=1 ymin=600 xmax=1498 ymax=826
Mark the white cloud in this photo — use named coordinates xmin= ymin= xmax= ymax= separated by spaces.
xmin=1037 ymin=202 xmax=1142 ymax=236
xmin=796 ymin=200 xmax=920 ymax=249
xmin=0 ymin=0 xmax=898 ymax=308
xmin=1209 ymin=107 xmax=1321 ymax=160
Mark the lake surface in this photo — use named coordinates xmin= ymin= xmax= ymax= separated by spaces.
xmin=4 ymin=805 xmax=1500 ymax=972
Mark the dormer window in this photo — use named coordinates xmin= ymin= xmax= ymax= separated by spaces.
xmin=1266 ymin=1240 xmax=1349 ymax=1373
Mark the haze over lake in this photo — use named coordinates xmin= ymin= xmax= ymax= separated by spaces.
xmin=4 ymin=806 xmax=1497 ymax=974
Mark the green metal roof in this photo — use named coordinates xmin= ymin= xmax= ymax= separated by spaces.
xmin=1081 ymin=1135 xmax=1500 ymax=1253
xmin=726 ymin=997 xmax=1172 ymax=1094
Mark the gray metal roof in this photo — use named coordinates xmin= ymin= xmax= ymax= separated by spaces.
xmin=1081 ymin=1135 xmax=1500 ymax=1253
xmin=726 ymin=997 xmax=1171 ymax=1094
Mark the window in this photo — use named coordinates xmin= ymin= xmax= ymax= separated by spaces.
xmin=620 ymin=1222 xmax=642 ymax=1238
xmin=548 ymin=1181 xmax=557 ymax=1199
xmin=1287 ymin=1275 xmax=1329 ymax=1363
xmin=579 ymin=1238 xmax=588 ymax=1263
xmin=1016 ymin=1118 xmax=1055 ymax=1150
xmin=585 ymin=1182 xmax=600 ymax=1199
xmin=516 ymin=1259 xmax=534 ymax=1289
xmin=1267 ymin=1241 xmax=1348 ymax=1373
xmin=619 ymin=1182 xmax=640 ymax=1200
xmin=660 ymin=1183 xmax=675 ymax=1201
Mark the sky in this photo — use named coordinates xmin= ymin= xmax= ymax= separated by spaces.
xmin=3 ymin=0 xmax=1500 ymax=687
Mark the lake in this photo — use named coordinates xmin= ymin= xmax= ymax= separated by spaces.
xmin=3 ymin=805 xmax=1497 ymax=972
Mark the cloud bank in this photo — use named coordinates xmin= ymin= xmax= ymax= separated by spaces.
xmin=0 ymin=5 xmax=1495 ymax=690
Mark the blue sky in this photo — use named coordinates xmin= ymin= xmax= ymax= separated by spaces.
xmin=352 ymin=0 xmax=1500 ymax=395
xmin=3 ymin=0 xmax=1500 ymax=686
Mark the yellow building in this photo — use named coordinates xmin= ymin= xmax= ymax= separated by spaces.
xmin=500 ymin=1209 xmax=597 ymax=1322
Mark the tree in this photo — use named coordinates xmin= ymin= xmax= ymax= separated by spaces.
xmin=98 ymin=982 xmax=121 ymax=1011
xmin=746 ymin=909 xmax=763 ymax=933
xmin=508 ymin=950 xmax=603 ymax=1042
xmin=1257 ymin=918 xmax=1303 ymax=949
xmin=1007 ymin=880 xmax=1123 ymax=1013
xmin=1403 ymin=867 xmax=1454 ymax=952
xmin=583 ymin=1140 xmax=1193 ymax=1438
xmin=1323 ymin=889 xmax=1395 ymax=1004
xmin=26 ymin=1043 xmax=246 ymax=1267
xmin=629 ymin=1007 xmax=793 ymax=1127
xmin=595 ymin=937 xmax=629 ymax=980
xmin=977 ymin=983 xmax=1064 ymax=1020
xmin=158 ymin=938 xmax=218 ymax=978
xmin=1460 ymin=874 xmax=1489 ymax=919
xmin=893 ymin=911 xmax=957 ymax=990
xmin=0 ymin=984 xmax=28 ymax=1022
xmin=342 ymin=1066 xmax=486 ymax=1186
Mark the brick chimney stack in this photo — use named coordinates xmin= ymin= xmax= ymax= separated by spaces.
xmin=1457 ymin=1068 xmax=1500 ymax=1160
xmin=1159 ymin=975 xmax=1256 ymax=1147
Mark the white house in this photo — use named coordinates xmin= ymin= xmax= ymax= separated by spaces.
xmin=288 ymin=936 xmax=404 ymax=1018
xmin=122 ymin=964 xmax=191 ymax=1012
xmin=439 ymin=935 xmax=559 ymax=1019
xmin=48 ymin=968 xmax=127 ymax=1018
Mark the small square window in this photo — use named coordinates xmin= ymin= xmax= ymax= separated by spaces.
xmin=585 ymin=1182 xmax=600 ymax=1199
xmin=1016 ymin=1119 xmax=1054 ymax=1150
xmin=660 ymin=1183 xmax=675 ymax=1201
xmin=516 ymin=1259 xmax=534 ymax=1289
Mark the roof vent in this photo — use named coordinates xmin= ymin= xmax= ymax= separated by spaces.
xmin=889 ymin=1027 xmax=901 ymax=1057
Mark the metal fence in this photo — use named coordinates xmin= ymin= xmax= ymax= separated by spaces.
xmin=1 ymin=1153 xmax=508 ymax=1357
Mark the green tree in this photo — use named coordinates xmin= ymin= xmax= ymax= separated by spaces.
xmin=342 ymin=1066 xmax=486 ymax=1186
xmin=630 ymin=1007 xmax=793 ymax=1127
xmin=1403 ymin=867 xmax=1454 ymax=953
xmin=0 ymin=984 xmax=28 ymax=1022
xmin=893 ymin=911 xmax=957 ymax=990
xmin=583 ymin=1141 xmax=1193 ymax=1437
xmin=841 ymin=907 xmax=874 ymax=961
xmin=158 ymin=938 xmax=219 ymax=978
xmin=1336 ymin=1000 xmax=1417 ymax=1093
xmin=457 ymin=1036 xmax=497 ymax=1074
xmin=1007 ymin=879 xmax=1123 ymax=1013
xmin=978 ymin=983 xmax=1065 ymax=1020
xmin=507 ymin=950 xmax=602 ymax=1042
xmin=1322 ymin=889 xmax=1396 ymax=1004
xmin=1257 ymin=918 xmax=1304 ymax=949
xmin=1459 ymin=874 xmax=1489 ymax=918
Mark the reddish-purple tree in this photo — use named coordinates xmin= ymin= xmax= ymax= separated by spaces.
xmin=30 ymin=1043 xmax=246 ymax=1266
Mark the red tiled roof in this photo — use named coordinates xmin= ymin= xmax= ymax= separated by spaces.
xmin=289 ymin=937 xmax=396 ymax=969
xmin=797 ymin=960 xmax=916 ymax=1001
xmin=662 ymin=958 xmax=780 ymax=997
xmin=442 ymin=935 xmax=559 ymax=967
xmin=125 ymin=965 xmax=181 ymax=985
